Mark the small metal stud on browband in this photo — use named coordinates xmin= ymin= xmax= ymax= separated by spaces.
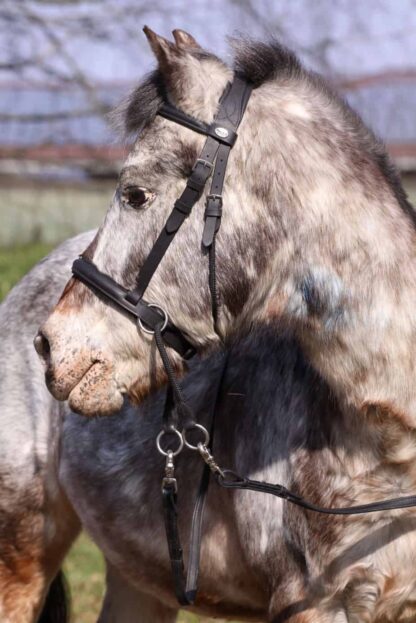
xmin=214 ymin=127 xmax=229 ymax=138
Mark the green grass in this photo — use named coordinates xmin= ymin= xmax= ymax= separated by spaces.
xmin=0 ymin=243 xmax=228 ymax=622
xmin=0 ymin=242 xmax=54 ymax=301
xmin=64 ymin=534 xmax=105 ymax=623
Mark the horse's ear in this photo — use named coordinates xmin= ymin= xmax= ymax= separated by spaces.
xmin=143 ymin=25 xmax=227 ymax=115
xmin=143 ymin=26 xmax=179 ymax=73
xmin=172 ymin=29 xmax=201 ymax=50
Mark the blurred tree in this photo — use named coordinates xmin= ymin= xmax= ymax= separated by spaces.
xmin=1 ymin=0 xmax=416 ymax=127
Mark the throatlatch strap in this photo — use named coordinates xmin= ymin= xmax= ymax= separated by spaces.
xmin=202 ymin=77 xmax=252 ymax=249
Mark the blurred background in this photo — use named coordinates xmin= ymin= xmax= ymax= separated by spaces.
xmin=1 ymin=0 xmax=416 ymax=620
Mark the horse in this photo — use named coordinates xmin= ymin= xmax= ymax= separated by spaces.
xmin=36 ymin=28 xmax=416 ymax=426
xmin=0 ymin=235 xmax=84 ymax=622
xmin=3 ymin=230 xmax=416 ymax=623
xmin=10 ymin=26 xmax=416 ymax=621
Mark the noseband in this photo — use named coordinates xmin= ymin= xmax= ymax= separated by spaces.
xmin=71 ymin=75 xmax=416 ymax=607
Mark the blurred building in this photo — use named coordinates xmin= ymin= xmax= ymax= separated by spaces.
xmin=1 ymin=71 xmax=416 ymax=182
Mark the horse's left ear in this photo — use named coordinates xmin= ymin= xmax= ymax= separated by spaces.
xmin=172 ymin=29 xmax=201 ymax=50
xmin=143 ymin=26 xmax=179 ymax=74
xmin=143 ymin=25 xmax=226 ymax=115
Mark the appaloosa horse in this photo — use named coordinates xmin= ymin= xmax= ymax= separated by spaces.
xmin=3 ymin=230 xmax=416 ymax=623
xmin=15 ymin=27 xmax=416 ymax=622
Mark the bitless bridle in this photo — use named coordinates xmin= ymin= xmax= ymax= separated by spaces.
xmin=71 ymin=75 xmax=416 ymax=607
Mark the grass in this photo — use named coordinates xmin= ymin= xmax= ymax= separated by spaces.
xmin=64 ymin=534 xmax=106 ymax=623
xmin=0 ymin=242 xmax=54 ymax=300
xmin=0 ymin=243 xmax=228 ymax=622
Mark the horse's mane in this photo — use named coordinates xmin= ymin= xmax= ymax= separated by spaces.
xmin=115 ymin=37 xmax=416 ymax=226
xmin=232 ymin=38 xmax=416 ymax=225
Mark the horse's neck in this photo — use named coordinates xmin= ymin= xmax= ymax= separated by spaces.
xmin=217 ymin=335 xmax=416 ymax=507
xmin=251 ymin=212 xmax=416 ymax=427
xmin=244 ymin=78 xmax=416 ymax=427
xmin=298 ymin=266 xmax=416 ymax=427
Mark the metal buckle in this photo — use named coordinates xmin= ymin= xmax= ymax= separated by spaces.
xmin=137 ymin=303 xmax=168 ymax=335
xmin=192 ymin=158 xmax=213 ymax=173
xmin=205 ymin=194 xmax=223 ymax=219
xmin=206 ymin=194 xmax=223 ymax=206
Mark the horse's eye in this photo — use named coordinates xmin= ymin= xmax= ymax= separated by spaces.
xmin=122 ymin=186 xmax=152 ymax=210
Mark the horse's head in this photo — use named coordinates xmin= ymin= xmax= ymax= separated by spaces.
xmin=36 ymin=28 xmax=416 ymax=418
xmin=35 ymin=28 xmax=263 ymax=415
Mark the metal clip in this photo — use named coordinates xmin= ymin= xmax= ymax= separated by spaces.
xmin=162 ymin=450 xmax=177 ymax=492
xmin=197 ymin=443 xmax=225 ymax=478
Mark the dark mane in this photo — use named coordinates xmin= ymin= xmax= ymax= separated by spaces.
xmin=231 ymin=37 xmax=302 ymax=86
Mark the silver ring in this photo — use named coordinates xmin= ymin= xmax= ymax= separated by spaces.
xmin=138 ymin=303 xmax=168 ymax=335
xmin=156 ymin=429 xmax=184 ymax=456
xmin=182 ymin=423 xmax=210 ymax=451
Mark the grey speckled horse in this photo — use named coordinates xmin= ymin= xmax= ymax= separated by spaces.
xmin=3 ymin=231 xmax=416 ymax=623
xmin=5 ymin=27 xmax=416 ymax=622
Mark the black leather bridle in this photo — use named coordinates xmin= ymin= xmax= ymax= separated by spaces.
xmin=71 ymin=75 xmax=416 ymax=607
xmin=73 ymin=76 xmax=252 ymax=353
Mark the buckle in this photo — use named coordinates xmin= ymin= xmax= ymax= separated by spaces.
xmin=205 ymin=194 xmax=223 ymax=219
xmin=187 ymin=159 xmax=213 ymax=192
xmin=192 ymin=158 xmax=213 ymax=173
xmin=206 ymin=194 xmax=223 ymax=205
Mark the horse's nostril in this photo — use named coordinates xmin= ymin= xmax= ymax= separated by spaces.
xmin=34 ymin=331 xmax=51 ymax=363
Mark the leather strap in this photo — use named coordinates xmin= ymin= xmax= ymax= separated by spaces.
xmin=158 ymin=103 xmax=238 ymax=146
xmin=126 ymin=136 xmax=219 ymax=304
xmin=161 ymin=352 xmax=228 ymax=606
xmin=72 ymin=258 xmax=195 ymax=359
xmin=216 ymin=471 xmax=416 ymax=515
xmin=202 ymin=78 xmax=252 ymax=249
xmin=130 ymin=76 xmax=252 ymax=303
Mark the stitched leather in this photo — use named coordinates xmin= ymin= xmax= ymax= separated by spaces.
xmin=216 ymin=471 xmax=416 ymax=515
xmin=72 ymin=258 xmax=195 ymax=359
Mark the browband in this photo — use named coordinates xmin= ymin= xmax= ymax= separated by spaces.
xmin=158 ymin=103 xmax=238 ymax=147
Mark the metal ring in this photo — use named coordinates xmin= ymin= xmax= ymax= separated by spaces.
xmin=156 ymin=428 xmax=184 ymax=457
xmin=182 ymin=423 xmax=210 ymax=451
xmin=138 ymin=303 xmax=168 ymax=335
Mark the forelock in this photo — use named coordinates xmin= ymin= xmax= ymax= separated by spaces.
xmin=110 ymin=70 xmax=165 ymax=139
